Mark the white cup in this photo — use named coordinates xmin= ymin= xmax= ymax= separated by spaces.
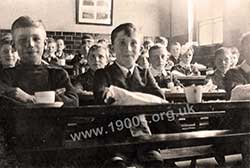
xmin=168 ymin=82 xmax=175 ymax=93
xmin=35 ymin=91 xmax=56 ymax=104
xmin=58 ymin=59 xmax=66 ymax=66
xmin=184 ymin=85 xmax=203 ymax=103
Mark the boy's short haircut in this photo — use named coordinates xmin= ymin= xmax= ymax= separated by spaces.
xmin=240 ymin=32 xmax=250 ymax=45
xmin=230 ymin=47 xmax=240 ymax=56
xmin=82 ymin=34 xmax=94 ymax=43
xmin=87 ymin=44 xmax=109 ymax=60
xmin=167 ymin=41 xmax=181 ymax=51
xmin=11 ymin=16 xmax=46 ymax=35
xmin=155 ymin=36 xmax=168 ymax=45
xmin=215 ymin=47 xmax=231 ymax=59
xmin=0 ymin=33 xmax=13 ymax=47
xmin=169 ymin=41 xmax=181 ymax=48
xmin=56 ymin=38 xmax=64 ymax=43
xmin=143 ymin=39 xmax=153 ymax=46
xmin=47 ymin=37 xmax=56 ymax=44
xmin=111 ymin=23 xmax=137 ymax=44
xmin=180 ymin=43 xmax=194 ymax=56
xmin=148 ymin=44 xmax=169 ymax=58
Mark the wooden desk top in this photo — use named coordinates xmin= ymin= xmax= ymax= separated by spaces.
xmin=165 ymin=91 xmax=226 ymax=102
xmin=6 ymin=100 xmax=250 ymax=154
xmin=176 ymin=76 xmax=207 ymax=86
xmin=77 ymin=91 xmax=227 ymax=105
xmin=2 ymin=100 xmax=250 ymax=119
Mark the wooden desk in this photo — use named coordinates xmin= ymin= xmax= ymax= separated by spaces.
xmin=165 ymin=91 xmax=226 ymax=102
xmin=2 ymin=100 xmax=249 ymax=118
xmin=1 ymin=101 xmax=250 ymax=167
xmin=78 ymin=94 xmax=95 ymax=105
xmin=176 ymin=76 xmax=207 ymax=86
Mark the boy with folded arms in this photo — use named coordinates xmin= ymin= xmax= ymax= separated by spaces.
xmin=0 ymin=16 xmax=78 ymax=106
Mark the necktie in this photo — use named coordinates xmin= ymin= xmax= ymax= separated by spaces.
xmin=127 ymin=70 xmax=132 ymax=78
xmin=126 ymin=70 xmax=133 ymax=88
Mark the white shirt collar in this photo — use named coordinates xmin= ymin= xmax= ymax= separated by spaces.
xmin=149 ymin=65 xmax=167 ymax=77
xmin=115 ymin=62 xmax=135 ymax=77
xmin=179 ymin=61 xmax=191 ymax=69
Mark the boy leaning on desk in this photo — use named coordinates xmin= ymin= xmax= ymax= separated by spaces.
xmin=0 ymin=16 xmax=78 ymax=107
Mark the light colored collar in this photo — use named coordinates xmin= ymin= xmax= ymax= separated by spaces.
xmin=179 ymin=61 xmax=191 ymax=69
xmin=115 ymin=62 xmax=135 ymax=77
xmin=56 ymin=51 xmax=63 ymax=57
xmin=149 ymin=66 xmax=167 ymax=77
xmin=46 ymin=53 xmax=57 ymax=58
xmin=240 ymin=60 xmax=250 ymax=74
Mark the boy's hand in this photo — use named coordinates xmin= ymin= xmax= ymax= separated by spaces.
xmin=103 ymin=87 xmax=115 ymax=104
xmin=6 ymin=87 xmax=36 ymax=103
xmin=78 ymin=90 xmax=93 ymax=96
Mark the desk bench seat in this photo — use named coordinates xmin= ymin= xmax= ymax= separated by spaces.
xmin=15 ymin=130 xmax=250 ymax=168
xmin=17 ymin=130 xmax=250 ymax=154
xmin=3 ymin=101 xmax=250 ymax=167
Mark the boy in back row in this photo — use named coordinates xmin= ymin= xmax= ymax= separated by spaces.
xmin=74 ymin=44 xmax=109 ymax=95
xmin=148 ymin=44 xmax=182 ymax=88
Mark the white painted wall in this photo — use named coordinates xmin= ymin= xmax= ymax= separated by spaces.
xmin=171 ymin=0 xmax=188 ymax=37
xmin=223 ymin=0 xmax=249 ymax=46
xmin=0 ymin=0 xmax=163 ymax=37
xmin=158 ymin=0 xmax=171 ymax=37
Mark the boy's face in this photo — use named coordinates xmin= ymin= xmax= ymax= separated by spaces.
xmin=215 ymin=53 xmax=231 ymax=74
xmin=180 ymin=49 xmax=193 ymax=64
xmin=113 ymin=30 xmax=140 ymax=69
xmin=137 ymin=53 xmax=149 ymax=69
xmin=13 ymin=27 xmax=46 ymax=65
xmin=149 ymin=48 xmax=168 ymax=70
xmin=88 ymin=48 xmax=108 ymax=71
xmin=0 ymin=44 xmax=18 ymax=67
xmin=143 ymin=41 xmax=154 ymax=51
xmin=57 ymin=39 xmax=65 ymax=51
xmin=47 ymin=42 xmax=57 ymax=55
xmin=170 ymin=45 xmax=181 ymax=58
xmin=230 ymin=53 xmax=239 ymax=67
xmin=81 ymin=39 xmax=94 ymax=56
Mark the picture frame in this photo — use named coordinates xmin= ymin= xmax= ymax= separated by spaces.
xmin=76 ymin=0 xmax=113 ymax=26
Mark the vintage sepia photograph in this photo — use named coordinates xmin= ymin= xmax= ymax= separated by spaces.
xmin=0 ymin=0 xmax=249 ymax=168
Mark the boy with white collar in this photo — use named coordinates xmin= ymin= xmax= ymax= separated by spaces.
xmin=94 ymin=23 xmax=165 ymax=168
xmin=148 ymin=44 xmax=182 ymax=88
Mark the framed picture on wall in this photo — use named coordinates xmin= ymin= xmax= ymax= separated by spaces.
xmin=76 ymin=0 xmax=113 ymax=26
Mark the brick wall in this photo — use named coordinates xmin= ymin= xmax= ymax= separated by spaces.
xmin=0 ymin=29 xmax=111 ymax=54
xmin=1 ymin=29 xmax=220 ymax=67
